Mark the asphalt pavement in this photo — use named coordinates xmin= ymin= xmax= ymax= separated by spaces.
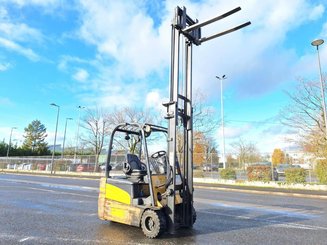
xmin=1 ymin=173 xmax=327 ymax=245
xmin=3 ymin=170 xmax=327 ymax=199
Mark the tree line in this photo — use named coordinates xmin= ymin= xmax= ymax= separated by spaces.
xmin=281 ymin=76 xmax=327 ymax=158
xmin=4 ymin=77 xmax=325 ymax=170
xmin=1 ymin=91 xmax=220 ymax=171
xmin=1 ymin=120 xmax=51 ymax=156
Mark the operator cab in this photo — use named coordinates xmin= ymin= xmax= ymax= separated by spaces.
xmin=103 ymin=123 xmax=171 ymax=207
xmin=105 ymin=123 xmax=169 ymax=180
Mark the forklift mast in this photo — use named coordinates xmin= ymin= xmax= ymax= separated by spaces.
xmin=164 ymin=6 xmax=251 ymax=231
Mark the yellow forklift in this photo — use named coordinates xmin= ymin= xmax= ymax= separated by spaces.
xmin=98 ymin=123 xmax=192 ymax=238
xmin=98 ymin=6 xmax=250 ymax=238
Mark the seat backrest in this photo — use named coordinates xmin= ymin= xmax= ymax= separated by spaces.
xmin=126 ymin=153 xmax=143 ymax=170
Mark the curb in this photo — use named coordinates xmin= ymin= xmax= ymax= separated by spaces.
xmin=194 ymin=185 xmax=327 ymax=200
xmin=193 ymin=178 xmax=327 ymax=191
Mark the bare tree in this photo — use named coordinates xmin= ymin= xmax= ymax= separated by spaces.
xmin=107 ymin=107 xmax=157 ymax=126
xmin=80 ymin=107 xmax=111 ymax=171
xmin=106 ymin=107 xmax=159 ymax=153
xmin=231 ymin=138 xmax=261 ymax=169
xmin=177 ymin=89 xmax=220 ymax=159
xmin=281 ymin=77 xmax=327 ymax=157
xmin=80 ymin=93 xmax=218 ymax=168
xmin=193 ymin=89 xmax=219 ymax=135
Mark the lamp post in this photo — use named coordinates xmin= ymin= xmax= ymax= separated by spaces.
xmin=73 ymin=106 xmax=85 ymax=164
xmin=61 ymin=117 xmax=73 ymax=160
xmin=50 ymin=103 xmax=60 ymax=174
xmin=216 ymin=75 xmax=227 ymax=169
xmin=6 ymin=127 xmax=17 ymax=166
xmin=311 ymin=39 xmax=327 ymax=139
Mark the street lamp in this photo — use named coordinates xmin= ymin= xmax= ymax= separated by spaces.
xmin=73 ymin=106 xmax=85 ymax=164
xmin=216 ymin=75 xmax=227 ymax=169
xmin=61 ymin=117 xmax=73 ymax=160
xmin=6 ymin=127 xmax=17 ymax=165
xmin=50 ymin=103 xmax=60 ymax=174
xmin=311 ymin=39 xmax=327 ymax=140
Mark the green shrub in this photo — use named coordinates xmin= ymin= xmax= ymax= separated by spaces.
xmin=220 ymin=168 xmax=236 ymax=180
xmin=193 ymin=170 xmax=204 ymax=178
xmin=316 ymin=160 xmax=327 ymax=184
xmin=285 ymin=168 xmax=306 ymax=184
xmin=247 ymin=165 xmax=271 ymax=182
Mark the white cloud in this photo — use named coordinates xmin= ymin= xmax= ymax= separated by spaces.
xmin=0 ymin=0 xmax=325 ymax=154
xmin=223 ymin=124 xmax=253 ymax=139
xmin=77 ymin=1 xmax=170 ymax=79
xmin=0 ymin=22 xmax=44 ymax=43
xmin=58 ymin=55 xmax=92 ymax=71
xmin=146 ymin=90 xmax=161 ymax=107
xmin=308 ymin=4 xmax=325 ymax=20
xmin=0 ymin=37 xmax=40 ymax=61
xmin=0 ymin=127 xmax=21 ymax=142
xmin=0 ymin=5 xmax=44 ymax=62
xmin=73 ymin=68 xmax=89 ymax=82
xmin=0 ymin=62 xmax=11 ymax=71
xmin=321 ymin=22 xmax=327 ymax=38
xmin=145 ymin=90 xmax=167 ymax=115
xmin=72 ymin=0 xmax=327 ymax=109
xmin=0 ymin=6 xmax=8 ymax=19
xmin=180 ymin=0 xmax=326 ymax=97
xmin=97 ymin=90 xmax=140 ymax=108
xmin=3 ymin=0 xmax=58 ymax=7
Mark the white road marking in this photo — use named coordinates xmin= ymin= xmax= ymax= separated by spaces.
xmin=0 ymin=177 xmax=98 ymax=192
xmin=19 ymin=237 xmax=31 ymax=242
xmin=199 ymin=209 xmax=327 ymax=231
xmin=274 ymin=223 xmax=327 ymax=230
xmin=0 ymin=233 xmax=116 ymax=244
xmin=27 ymin=186 xmax=96 ymax=198
xmin=195 ymin=197 xmax=323 ymax=217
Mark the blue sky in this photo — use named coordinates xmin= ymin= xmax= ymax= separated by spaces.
xmin=0 ymin=0 xmax=326 ymax=154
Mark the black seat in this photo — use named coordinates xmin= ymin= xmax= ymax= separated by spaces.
xmin=123 ymin=154 xmax=147 ymax=178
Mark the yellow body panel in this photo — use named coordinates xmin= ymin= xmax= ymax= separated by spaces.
xmin=98 ymin=175 xmax=183 ymax=227
xmin=105 ymin=183 xmax=131 ymax=205
xmin=98 ymin=178 xmax=143 ymax=226
xmin=98 ymin=178 xmax=106 ymax=220
xmin=103 ymin=200 xmax=143 ymax=226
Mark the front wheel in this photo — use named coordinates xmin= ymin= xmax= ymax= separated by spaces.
xmin=141 ymin=209 xmax=166 ymax=238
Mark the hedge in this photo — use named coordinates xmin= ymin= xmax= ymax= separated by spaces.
xmin=316 ymin=160 xmax=327 ymax=184
xmin=220 ymin=168 xmax=236 ymax=180
xmin=247 ymin=165 xmax=271 ymax=182
xmin=285 ymin=168 xmax=306 ymax=184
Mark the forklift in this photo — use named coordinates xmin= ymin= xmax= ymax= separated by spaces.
xmin=98 ymin=6 xmax=250 ymax=238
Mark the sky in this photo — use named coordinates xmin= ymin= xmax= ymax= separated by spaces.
xmin=0 ymin=0 xmax=326 ymax=155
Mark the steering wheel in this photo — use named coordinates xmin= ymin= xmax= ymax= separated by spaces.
xmin=151 ymin=150 xmax=166 ymax=159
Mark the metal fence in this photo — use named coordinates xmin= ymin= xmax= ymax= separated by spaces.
xmin=0 ymin=155 xmax=99 ymax=172
xmin=0 ymin=154 xmax=318 ymax=183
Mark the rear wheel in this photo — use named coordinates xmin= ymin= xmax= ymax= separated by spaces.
xmin=192 ymin=206 xmax=197 ymax=225
xmin=141 ymin=209 xmax=166 ymax=238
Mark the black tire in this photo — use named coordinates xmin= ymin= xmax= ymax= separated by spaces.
xmin=141 ymin=209 xmax=166 ymax=238
xmin=175 ymin=204 xmax=196 ymax=226
xmin=192 ymin=206 xmax=197 ymax=225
